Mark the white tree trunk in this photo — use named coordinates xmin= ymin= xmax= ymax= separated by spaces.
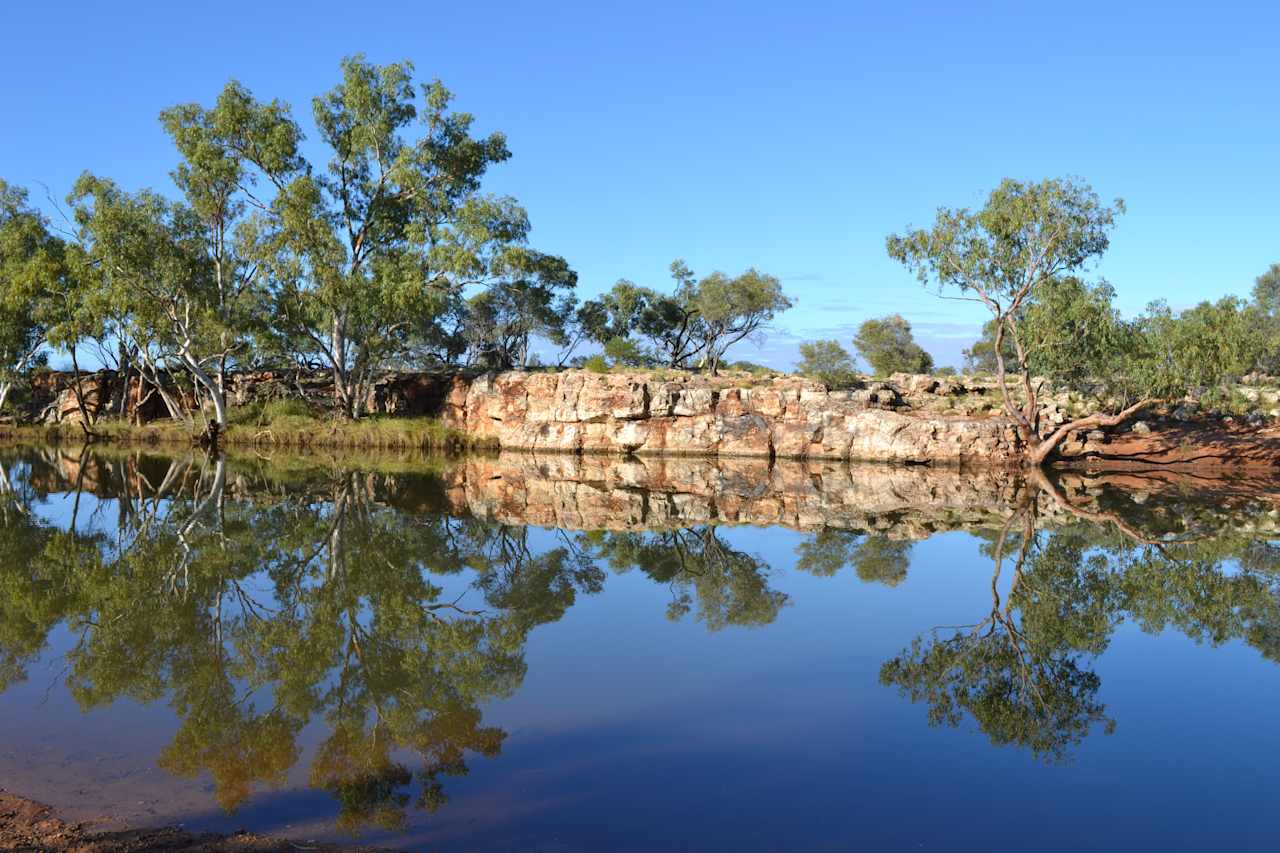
xmin=179 ymin=347 xmax=227 ymax=428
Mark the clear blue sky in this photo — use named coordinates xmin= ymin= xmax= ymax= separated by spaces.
xmin=4 ymin=0 xmax=1277 ymax=368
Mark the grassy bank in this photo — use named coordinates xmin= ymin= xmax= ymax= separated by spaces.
xmin=0 ymin=399 xmax=496 ymax=452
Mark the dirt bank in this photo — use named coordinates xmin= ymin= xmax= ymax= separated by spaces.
xmin=0 ymin=791 xmax=390 ymax=852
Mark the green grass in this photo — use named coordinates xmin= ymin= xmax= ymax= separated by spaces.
xmin=231 ymin=412 xmax=487 ymax=451
xmin=0 ymin=406 xmax=495 ymax=453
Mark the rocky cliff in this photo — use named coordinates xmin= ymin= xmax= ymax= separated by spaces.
xmin=439 ymin=371 xmax=1021 ymax=464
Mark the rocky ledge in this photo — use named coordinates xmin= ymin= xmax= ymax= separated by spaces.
xmin=440 ymin=371 xmax=1021 ymax=464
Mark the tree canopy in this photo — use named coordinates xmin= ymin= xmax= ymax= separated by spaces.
xmin=796 ymin=339 xmax=858 ymax=389
xmin=852 ymin=314 xmax=934 ymax=376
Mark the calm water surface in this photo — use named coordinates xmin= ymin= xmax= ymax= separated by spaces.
xmin=2 ymin=447 xmax=1280 ymax=851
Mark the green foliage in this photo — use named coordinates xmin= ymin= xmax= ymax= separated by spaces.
xmin=577 ymin=260 xmax=791 ymax=374
xmin=1251 ymin=263 xmax=1280 ymax=373
xmin=1021 ymin=278 xmax=1138 ymax=400
xmin=1251 ymin=263 xmax=1280 ymax=317
xmin=463 ymin=252 xmax=578 ymax=369
xmin=162 ymin=56 xmax=573 ymax=416
xmin=1133 ymin=297 xmax=1267 ymax=400
xmin=582 ymin=354 xmax=609 ymax=373
xmin=693 ymin=267 xmax=792 ymax=374
xmin=0 ymin=180 xmax=66 ymax=409
xmin=887 ymin=177 xmax=1127 ymax=446
xmin=725 ymin=359 xmax=773 ymax=375
xmin=602 ymin=335 xmax=651 ymax=368
xmin=796 ymin=339 xmax=858 ymax=389
xmin=887 ymin=177 xmax=1124 ymax=308
xmin=66 ymin=173 xmax=248 ymax=425
xmin=853 ymin=315 xmax=934 ymax=376
xmin=577 ymin=269 xmax=705 ymax=368
xmin=962 ymin=318 xmax=1017 ymax=374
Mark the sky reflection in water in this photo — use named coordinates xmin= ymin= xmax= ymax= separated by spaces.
xmin=1 ymin=447 xmax=1279 ymax=851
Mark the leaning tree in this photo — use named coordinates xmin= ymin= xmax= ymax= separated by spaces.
xmin=887 ymin=177 xmax=1154 ymax=466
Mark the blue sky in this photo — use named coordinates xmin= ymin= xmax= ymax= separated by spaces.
xmin=3 ymin=0 xmax=1277 ymax=368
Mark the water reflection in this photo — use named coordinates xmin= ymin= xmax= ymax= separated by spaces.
xmin=881 ymin=485 xmax=1280 ymax=763
xmin=2 ymin=446 xmax=1280 ymax=839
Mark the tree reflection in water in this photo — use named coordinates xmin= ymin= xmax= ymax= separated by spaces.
xmin=0 ymin=450 xmax=603 ymax=830
xmin=879 ymin=483 xmax=1280 ymax=762
xmin=581 ymin=526 xmax=787 ymax=629
xmin=3 ymin=448 xmax=1280 ymax=828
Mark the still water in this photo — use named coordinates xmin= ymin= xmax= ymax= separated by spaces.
xmin=2 ymin=446 xmax=1280 ymax=851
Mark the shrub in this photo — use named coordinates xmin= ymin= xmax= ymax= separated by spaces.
xmin=797 ymin=340 xmax=859 ymax=389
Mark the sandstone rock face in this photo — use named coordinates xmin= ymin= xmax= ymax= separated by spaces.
xmin=442 ymin=370 xmax=1021 ymax=464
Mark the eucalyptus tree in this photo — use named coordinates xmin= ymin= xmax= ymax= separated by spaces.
xmin=0 ymin=180 xmax=65 ymax=412
xmin=1250 ymin=263 xmax=1280 ymax=372
xmin=579 ymin=260 xmax=791 ymax=373
xmin=160 ymin=99 xmax=275 ymax=396
xmin=795 ymin=340 xmax=858 ymax=389
xmin=187 ymin=55 xmax=569 ymax=416
xmin=887 ymin=178 xmax=1138 ymax=466
xmin=852 ymin=314 xmax=934 ymax=376
xmin=462 ymin=250 xmax=578 ymax=368
xmin=1133 ymin=296 xmax=1267 ymax=400
xmin=578 ymin=267 xmax=707 ymax=368
xmin=690 ymin=265 xmax=791 ymax=374
xmin=66 ymin=175 xmax=237 ymax=435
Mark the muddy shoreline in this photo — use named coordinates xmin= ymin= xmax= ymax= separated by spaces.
xmin=0 ymin=790 xmax=391 ymax=852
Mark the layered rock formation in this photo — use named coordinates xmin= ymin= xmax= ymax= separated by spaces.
xmin=440 ymin=371 xmax=1021 ymax=464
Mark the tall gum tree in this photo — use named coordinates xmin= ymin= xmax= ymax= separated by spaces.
xmin=196 ymin=55 xmax=564 ymax=417
xmin=160 ymin=99 xmax=275 ymax=421
xmin=67 ymin=175 xmax=236 ymax=436
xmin=886 ymin=177 xmax=1148 ymax=467
xmin=0 ymin=180 xmax=65 ymax=413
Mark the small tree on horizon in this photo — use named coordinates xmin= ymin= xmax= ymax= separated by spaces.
xmin=796 ymin=339 xmax=858 ymax=389
xmin=853 ymin=314 xmax=934 ymax=376
xmin=577 ymin=260 xmax=791 ymax=375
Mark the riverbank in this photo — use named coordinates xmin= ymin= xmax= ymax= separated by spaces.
xmin=0 ymin=790 xmax=390 ymax=852
xmin=1 ymin=409 xmax=497 ymax=453
xmin=19 ymin=367 xmax=1280 ymax=467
